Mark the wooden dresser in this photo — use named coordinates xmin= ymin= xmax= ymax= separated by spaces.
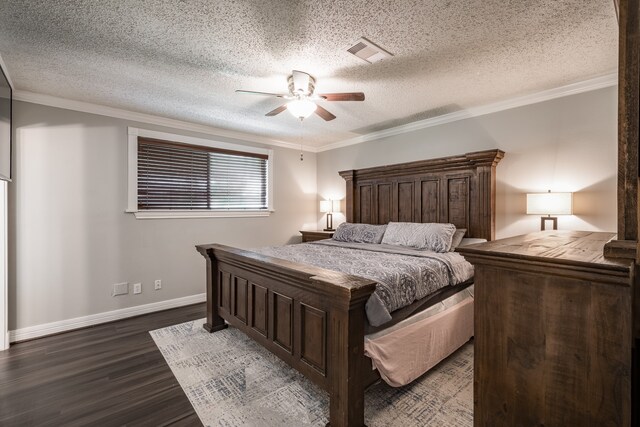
xmin=299 ymin=230 xmax=334 ymax=242
xmin=457 ymin=230 xmax=633 ymax=426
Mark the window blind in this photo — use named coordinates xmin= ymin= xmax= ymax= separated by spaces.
xmin=137 ymin=138 xmax=268 ymax=211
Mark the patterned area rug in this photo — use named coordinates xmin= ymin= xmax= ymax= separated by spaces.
xmin=150 ymin=319 xmax=473 ymax=426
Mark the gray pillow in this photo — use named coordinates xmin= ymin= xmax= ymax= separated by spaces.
xmin=332 ymin=223 xmax=387 ymax=244
xmin=457 ymin=237 xmax=488 ymax=247
xmin=381 ymin=222 xmax=456 ymax=253
xmin=449 ymin=228 xmax=467 ymax=251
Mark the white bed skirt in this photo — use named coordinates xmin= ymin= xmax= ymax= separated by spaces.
xmin=364 ymin=287 xmax=474 ymax=387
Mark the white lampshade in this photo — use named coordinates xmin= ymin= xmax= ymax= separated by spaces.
xmin=287 ymin=99 xmax=317 ymax=119
xmin=526 ymin=192 xmax=573 ymax=215
xmin=320 ymin=200 xmax=340 ymax=213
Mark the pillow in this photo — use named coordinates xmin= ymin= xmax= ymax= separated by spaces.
xmin=457 ymin=237 xmax=488 ymax=247
xmin=381 ymin=222 xmax=456 ymax=253
xmin=332 ymin=223 xmax=387 ymax=244
xmin=449 ymin=228 xmax=467 ymax=251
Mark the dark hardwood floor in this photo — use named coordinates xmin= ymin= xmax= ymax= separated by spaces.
xmin=0 ymin=303 xmax=206 ymax=426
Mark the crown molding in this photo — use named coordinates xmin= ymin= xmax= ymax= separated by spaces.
xmin=13 ymin=72 xmax=617 ymax=155
xmin=13 ymin=90 xmax=317 ymax=152
xmin=317 ymin=72 xmax=618 ymax=153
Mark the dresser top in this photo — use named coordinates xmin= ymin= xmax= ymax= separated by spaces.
xmin=457 ymin=230 xmax=631 ymax=272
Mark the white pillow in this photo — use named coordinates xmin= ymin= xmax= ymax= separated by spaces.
xmin=381 ymin=222 xmax=456 ymax=253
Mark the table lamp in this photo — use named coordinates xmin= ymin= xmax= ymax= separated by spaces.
xmin=526 ymin=191 xmax=573 ymax=230
xmin=320 ymin=200 xmax=339 ymax=231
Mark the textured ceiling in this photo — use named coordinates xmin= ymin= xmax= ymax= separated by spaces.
xmin=0 ymin=0 xmax=618 ymax=147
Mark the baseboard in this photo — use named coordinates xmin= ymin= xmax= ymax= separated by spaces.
xmin=9 ymin=293 xmax=206 ymax=343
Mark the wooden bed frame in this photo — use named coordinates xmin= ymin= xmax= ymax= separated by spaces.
xmin=196 ymin=149 xmax=504 ymax=426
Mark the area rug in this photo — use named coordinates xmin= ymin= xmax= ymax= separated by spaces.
xmin=150 ymin=319 xmax=473 ymax=426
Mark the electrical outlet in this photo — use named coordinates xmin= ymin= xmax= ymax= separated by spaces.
xmin=154 ymin=279 xmax=162 ymax=290
xmin=112 ymin=282 xmax=129 ymax=296
xmin=133 ymin=283 xmax=142 ymax=294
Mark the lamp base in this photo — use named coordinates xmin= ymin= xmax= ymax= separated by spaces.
xmin=325 ymin=212 xmax=334 ymax=232
xmin=540 ymin=216 xmax=558 ymax=231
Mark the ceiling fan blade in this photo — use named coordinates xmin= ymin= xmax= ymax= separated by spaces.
xmin=236 ymin=90 xmax=288 ymax=98
xmin=265 ymin=104 xmax=288 ymax=116
xmin=314 ymin=105 xmax=336 ymax=121
xmin=317 ymin=92 xmax=365 ymax=101
xmin=291 ymin=70 xmax=311 ymax=93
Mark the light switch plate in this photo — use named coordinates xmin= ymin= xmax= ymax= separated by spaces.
xmin=133 ymin=283 xmax=142 ymax=294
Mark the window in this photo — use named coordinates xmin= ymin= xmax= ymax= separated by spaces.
xmin=127 ymin=128 xmax=273 ymax=219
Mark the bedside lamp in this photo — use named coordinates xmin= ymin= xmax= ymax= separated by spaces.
xmin=320 ymin=200 xmax=339 ymax=231
xmin=526 ymin=191 xmax=573 ymax=231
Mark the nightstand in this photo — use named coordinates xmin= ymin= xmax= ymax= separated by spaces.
xmin=300 ymin=230 xmax=334 ymax=242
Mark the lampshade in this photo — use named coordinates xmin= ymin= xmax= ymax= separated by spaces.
xmin=287 ymin=99 xmax=317 ymax=119
xmin=320 ymin=200 xmax=340 ymax=213
xmin=320 ymin=200 xmax=333 ymax=212
xmin=526 ymin=192 xmax=573 ymax=215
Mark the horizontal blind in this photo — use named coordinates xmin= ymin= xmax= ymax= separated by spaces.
xmin=138 ymin=138 xmax=268 ymax=210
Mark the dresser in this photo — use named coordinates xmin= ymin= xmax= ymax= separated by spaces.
xmin=457 ymin=230 xmax=633 ymax=426
xmin=299 ymin=230 xmax=334 ymax=242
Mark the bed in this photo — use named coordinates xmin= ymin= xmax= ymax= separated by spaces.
xmin=196 ymin=149 xmax=504 ymax=426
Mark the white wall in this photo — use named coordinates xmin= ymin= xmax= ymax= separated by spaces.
xmin=316 ymin=86 xmax=617 ymax=238
xmin=9 ymin=101 xmax=317 ymax=331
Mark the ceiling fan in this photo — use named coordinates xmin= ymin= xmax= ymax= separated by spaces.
xmin=236 ymin=70 xmax=365 ymax=121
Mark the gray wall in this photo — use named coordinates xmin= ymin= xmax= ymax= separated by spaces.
xmin=9 ymin=101 xmax=317 ymax=330
xmin=316 ymin=86 xmax=617 ymax=238
xmin=10 ymin=86 xmax=617 ymax=330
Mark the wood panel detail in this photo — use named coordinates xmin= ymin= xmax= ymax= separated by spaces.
xmin=447 ymin=177 xmax=470 ymax=229
xmin=273 ymin=292 xmax=293 ymax=354
xmin=419 ymin=179 xmax=439 ymax=223
xmin=397 ymin=181 xmax=414 ymax=222
xmin=232 ymin=277 xmax=248 ymax=324
xmin=376 ymin=183 xmax=392 ymax=224
xmin=250 ymin=283 xmax=268 ymax=337
xmin=358 ymin=184 xmax=372 ymax=224
xmin=300 ymin=303 xmax=327 ymax=375
xmin=219 ymin=271 xmax=231 ymax=312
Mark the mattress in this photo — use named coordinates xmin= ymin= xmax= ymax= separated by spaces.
xmin=252 ymin=240 xmax=474 ymax=326
xmin=365 ymin=285 xmax=474 ymax=387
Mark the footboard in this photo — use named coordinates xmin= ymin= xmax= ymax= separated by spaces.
xmin=196 ymin=243 xmax=377 ymax=427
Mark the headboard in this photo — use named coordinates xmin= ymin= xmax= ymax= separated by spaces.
xmin=338 ymin=149 xmax=504 ymax=241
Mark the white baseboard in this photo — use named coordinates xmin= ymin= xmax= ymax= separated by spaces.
xmin=9 ymin=293 xmax=206 ymax=343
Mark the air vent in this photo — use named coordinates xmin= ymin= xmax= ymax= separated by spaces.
xmin=347 ymin=37 xmax=393 ymax=64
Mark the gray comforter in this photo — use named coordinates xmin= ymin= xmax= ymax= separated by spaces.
xmin=253 ymin=240 xmax=474 ymax=326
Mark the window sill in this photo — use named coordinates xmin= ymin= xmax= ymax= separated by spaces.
xmin=127 ymin=210 xmax=273 ymax=219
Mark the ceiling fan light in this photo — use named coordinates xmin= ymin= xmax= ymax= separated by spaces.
xmin=287 ymin=99 xmax=317 ymax=119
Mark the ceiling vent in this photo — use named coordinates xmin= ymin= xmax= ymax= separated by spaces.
xmin=347 ymin=37 xmax=393 ymax=64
